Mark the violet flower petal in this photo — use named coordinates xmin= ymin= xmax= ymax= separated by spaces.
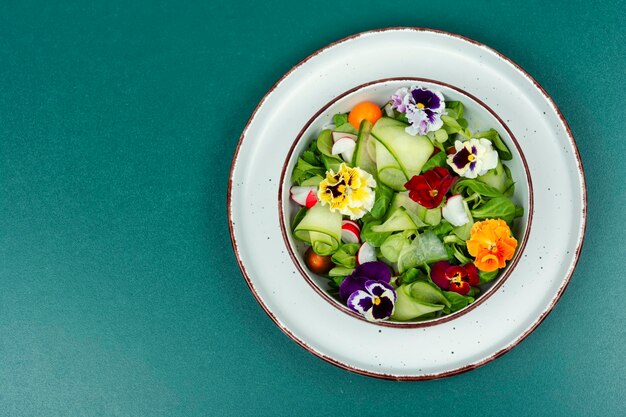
xmin=371 ymin=296 xmax=394 ymax=320
xmin=347 ymin=290 xmax=373 ymax=315
xmin=364 ymin=280 xmax=396 ymax=302
xmin=354 ymin=262 xmax=391 ymax=283
xmin=339 ymin=274 xmax=366 ymax=301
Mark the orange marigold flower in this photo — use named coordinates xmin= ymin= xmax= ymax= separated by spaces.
xmin=466 ymin=219 xmax=518 ymax=272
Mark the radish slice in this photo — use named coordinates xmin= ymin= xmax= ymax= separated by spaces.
xmin=332 ymin=132 xmax=357 ymax=143
xmin=290 ymin=186 xmax=317 ymax=207
xmin=342 ymin=220 xmax=360 ymax=232
xmin=331 ymin=138 xmax=356 ymax=163
xmin=304 ymin=190 xmax=318 ymax=208
xmin=357 ymin=242 xmax=377 ymax=265
xmin=341 ymin=220 xmax=361 ymax=243
xmin=442 ymin=195 xmax=470 ymax=226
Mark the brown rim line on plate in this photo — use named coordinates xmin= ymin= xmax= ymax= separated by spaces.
xmin=278 ymin=77 xmax=534 ymax=329
xmin=228 ymin=27 xmax=587 ymax=381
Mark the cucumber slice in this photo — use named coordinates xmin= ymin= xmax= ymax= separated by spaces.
xmin=378 ymin=166 xmax=407 ymax=191
xmin=374 ymin=126 xmax=408 ymax=190
xmin=386 ymin=192 xmax=427 ymax=227
xmin=397 ymin=230 xmax=449 ymax=272
xmin=352 ymin=120 xmax=376 ymax=176
xmin=371 ymin=117 xmax=434 ymax=180
xmin=415 ymin=204 xmax=442 ymax=226
xmin=391 ymin=284 xmax=445 ymax=321
xmin=388 ymin=192 xmax=419 ymax=215
xmin=380 ymin=233 xmax=411 ymax=263
xmin=477 ymin=160 xmax=507 ymax=192
xmin=293 ymin=203 xmax=342 ymax=256
xmin=371 ymin=207 xmax=417 ymax=233
xmin=408 ymin=281 xmax=451 ymax=308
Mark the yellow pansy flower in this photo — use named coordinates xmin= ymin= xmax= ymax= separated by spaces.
xmin=317 ymin=163 xmax=376 ymax=220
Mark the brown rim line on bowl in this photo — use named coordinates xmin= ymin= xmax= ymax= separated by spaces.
xmin=278 ymin=77 xmax=534 ymax=328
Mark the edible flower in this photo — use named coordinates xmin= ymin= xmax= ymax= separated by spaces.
xmin=391 ymin=86 xmax=445 ymax=135
xmin=339 ymin=261 xmax=392 ymax=301
xmin=431 ymin=261 xmax=479 ymax=295
xmin=466 ymin=219 xmax=518 ymax=272
xmin=347 ymin=280 xmax=397 ymax=322
xmin=447 ymin=138 xmax=499 ymax=178
xmin=404 ymin=167 xmax=457 ymax=209
xmin=318 ymin=163 xmax=376 ymax=220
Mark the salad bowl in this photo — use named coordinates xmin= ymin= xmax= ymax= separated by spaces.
xmin=279 ymin=78 xmax=533 ymax=327
xmin=228 ymin=28 xmax=586 ymax=379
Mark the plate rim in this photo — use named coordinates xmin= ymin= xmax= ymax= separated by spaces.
xmin=227 ymin=27 xmax=587 ymax=381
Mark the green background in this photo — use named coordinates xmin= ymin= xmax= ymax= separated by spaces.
xmin=1 ymin=0 xmax=624 ymax=416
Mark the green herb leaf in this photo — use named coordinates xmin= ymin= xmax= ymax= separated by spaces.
xmin=333 ymin=113 xmax=348 ymax=127
xmin=453 ymin=178 xmax=504 ymax=198
xmin=450 ymin=244 xmax=472 ymax=264
xmin=470 ymin=197 xmax=517 ymax=223
xmin=333 ymin=122 xmax=358 ymax=135
xmin=370 ymin=183 xmax=394 ymax=219
xmin=474 ymin=129 xmax=512 ymax=160
xmin=401 ymin=268 xmax=428 ymax=285
xmin=432 ymin=220 xmax=454 ymax=238
xmin=478 ymin=269 xmax=499 ymax=284
xmin=502 ymin=164 xmax=516 ymax=197
xmin=361 ymin=220 xmax=392 ymax=247
xmin=291 ymin=207 xmax=307 ymax=231
xmin=422 ymin=151 xmax=448 ymax=172
xmin=316 ymin=129 xmax=334 ymax=157
xmin=442 ymin=115 xmax=462 ymax=130
xmin=446 ymin=101 xmax=464 ymax=119
xmin=329 ymin=266 xmax=354 ymax=278
xmin=290 ymin=157 xmax=326 ymax=185
xmin=443 ymin=291 xmax=474 ymax=312
xmin=320 ymin=154 xmax=343 ymax=172
xmin=301 ymin=150 xmax=319 ymax=166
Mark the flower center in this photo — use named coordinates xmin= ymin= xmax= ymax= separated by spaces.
xmin=429 ymin=189 xmax=438 ymax=197
xmin=451 ymin=272 xmax=463 ymax=283
xmin=372 ymin=296 xmax=381 ymax=306
xmin=417 ymin=102 xmax=425 ymax=109
xmin=488 ymin=242 xmax=497 ymax=252
xmin=468 ymin=154 xmax=476 ymax=162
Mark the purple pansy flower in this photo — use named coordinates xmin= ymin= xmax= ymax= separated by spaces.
xmin=390 ymin=86 xmax=445 ymax=136
xmin=347 ymin=280 xmax=397 ymax=321
xmin=390 ymin=87 xmax=410 ymax=113
xmin=339 ymin=261 xmax=391 ymax=301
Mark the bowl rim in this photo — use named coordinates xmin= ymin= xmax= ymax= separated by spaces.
xmin=278 ymin=76 xmax=534 ymax=328
xmin=227 ymin=27 xmax=587 ymax=381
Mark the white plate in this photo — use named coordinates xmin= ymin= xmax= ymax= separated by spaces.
xmin=228 ymin=28 xmax=586 ymax=380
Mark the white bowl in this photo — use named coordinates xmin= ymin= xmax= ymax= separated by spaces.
xmin=279 ymin=77 xmax=533 ymax=327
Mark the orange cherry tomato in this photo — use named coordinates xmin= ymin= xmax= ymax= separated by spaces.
xmin=304 ymin=247 xmax=335 ymax=275
xmin=348 ymin=101 xmax=382 ymax=129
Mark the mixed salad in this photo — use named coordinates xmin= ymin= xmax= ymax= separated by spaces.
xmin=289 ymin=85 xmax=523 ymax=322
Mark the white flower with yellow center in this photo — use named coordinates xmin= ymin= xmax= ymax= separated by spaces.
xmin=317 ymin=163 xmax=376 ymax=220
xmin=447 ymin=138 xmax=499 ymax=179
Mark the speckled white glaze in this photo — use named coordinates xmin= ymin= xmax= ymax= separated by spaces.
xmin=228 ymin=28 xmax=586 ymax=380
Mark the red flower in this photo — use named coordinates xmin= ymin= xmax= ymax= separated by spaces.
xmin=404 ymin=167 xmax=457 ymax=209
xmin=431 ymin=261 xmax=479 ymax=295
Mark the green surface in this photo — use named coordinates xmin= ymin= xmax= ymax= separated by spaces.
xmin=0 ymin=1 xmax=624 ymax=416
